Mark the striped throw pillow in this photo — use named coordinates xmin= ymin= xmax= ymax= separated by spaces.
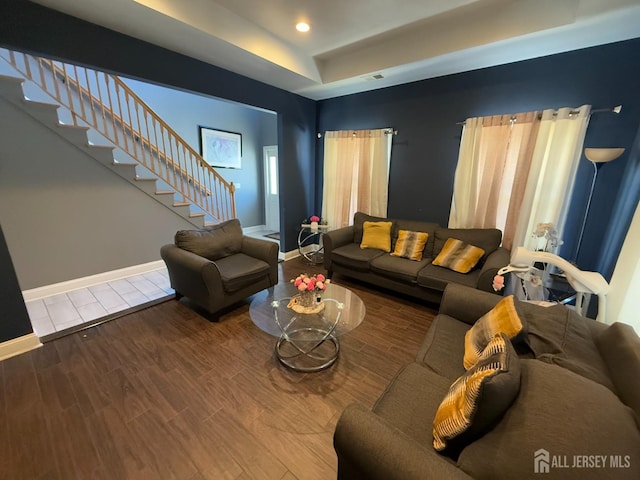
xmin=432 ymin=238 xmax=484 ymax=273
xmin=464 ymin=295 xmax=527 ymax=369
xmin=391 ymin=229 xmax=429 ymax=261
xmin=433 ymin=333 xmax=521 ymax=452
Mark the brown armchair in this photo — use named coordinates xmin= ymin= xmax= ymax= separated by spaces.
xmin=161 ymin=219 xmax=278 ymax=316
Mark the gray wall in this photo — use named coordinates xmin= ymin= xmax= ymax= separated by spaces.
xmin=123 ymin=78 xmax=277 ymax=227
xmin=0 ymin=96 xmax=198 ymax=290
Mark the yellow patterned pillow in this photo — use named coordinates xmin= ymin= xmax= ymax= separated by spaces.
xmin=464 ymin=295 xmax=527 ymax=369
xmin=433 ymin=333 xmax=521 ymax=452
xmin=391 ymin=230 xmax=429 ymax=261
xmin=360 ymin=221 xmax=393 ymax=252
xmin=432 ymin=238 xmax=484 ymax=273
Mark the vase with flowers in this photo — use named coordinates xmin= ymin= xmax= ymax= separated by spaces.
xmin=288 ymin=273 xmax=330 ymax=313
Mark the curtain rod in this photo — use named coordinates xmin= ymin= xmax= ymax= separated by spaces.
xmin=316 ymin=128 xmax=398 ymax=138
xmin=455 ymin=104 xmax=622 ymax=126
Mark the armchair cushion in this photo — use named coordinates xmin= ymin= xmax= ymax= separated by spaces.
xmin=175 ymin=219 xmax=243 ymax=261
xmin=214 ymin=253 xmax=271 ymax=293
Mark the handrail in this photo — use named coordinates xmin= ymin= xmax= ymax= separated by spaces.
xmin=0 ymin=48 xmax=236 ymax=223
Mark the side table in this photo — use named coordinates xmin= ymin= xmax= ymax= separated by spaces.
xmin=297 ymin=223 xmax=330 ymax=265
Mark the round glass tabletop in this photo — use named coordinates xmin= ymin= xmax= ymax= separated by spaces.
xmin=249 ymin=282 xmax=366 ymax=338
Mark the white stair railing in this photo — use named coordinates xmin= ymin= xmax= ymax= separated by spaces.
xmin=1 ymin=49 xmax=236 ymax=223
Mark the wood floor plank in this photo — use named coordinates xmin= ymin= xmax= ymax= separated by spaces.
xmin=85 ymin=405 xmax=153 ymax=480
xmin=1 ymin=257 xmax=435 ymax=479
xmin=166 ymin=407 xmax=245 ymax=480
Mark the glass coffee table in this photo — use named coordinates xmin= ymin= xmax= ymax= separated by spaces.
xmin=250 ymin=283 xmax=366 ymax=372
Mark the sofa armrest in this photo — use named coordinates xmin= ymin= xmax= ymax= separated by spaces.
xmin=334 ymin=403 xmax=472 ymax=480
xmin=438 ymin=283 xmax=503 ymax=325
xmin=241 ymin=236 xmax=279 ymax=284
xmin=476 ymin=247 xmax=510 ymax=293
xmin=324 ymin=226 xmax=355 ymax=271
xmin=160 ymin=244 xmax=222 ymax=300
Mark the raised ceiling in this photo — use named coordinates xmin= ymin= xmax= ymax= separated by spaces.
xmin=32 ymin=0 xmax=640 ymax=100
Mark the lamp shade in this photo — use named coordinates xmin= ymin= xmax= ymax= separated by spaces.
xmin=584 ymin=147 xmax=625 ymax=163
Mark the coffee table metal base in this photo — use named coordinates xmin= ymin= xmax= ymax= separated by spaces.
xmin=275 ymin=327 xmax=340 ymax=372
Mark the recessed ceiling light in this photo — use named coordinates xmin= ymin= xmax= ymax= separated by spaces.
xmin=296 ymin=22 xmax=310 ymax=33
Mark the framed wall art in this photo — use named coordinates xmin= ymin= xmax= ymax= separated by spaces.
xmin=199 ymin=126 xmax=242 ymax=169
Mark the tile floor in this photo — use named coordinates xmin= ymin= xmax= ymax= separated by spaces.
xmin=25 ymin=268 xmax=174 ymax=338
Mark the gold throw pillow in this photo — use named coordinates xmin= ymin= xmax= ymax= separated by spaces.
xmin=464 ymin=295 xmax=527 ymax=369
xmin=432 ymin=238 xmax=484 ymax=273
xmin=433 ymin=333 xmax=521 ymax=452
xmin=360 ymin=221 xmax=393 ymax=252
xmin=391 ymin=230 xmax=429 ymax=261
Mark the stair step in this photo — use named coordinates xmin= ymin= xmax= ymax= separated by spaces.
xmin=56 ymin=124 xmax=90 ymax=145
xmin=173 ymin=202 xmax=190 ymax=207
xmin=189 ymin=212 xmax=206 ymax=218
xmin=155 ymin=190 xmax=175 ymax=195
xmin=134 ymin=177 xmax=156 ymax=182
xmin=23 ymin=98 xmax=59 ymax=110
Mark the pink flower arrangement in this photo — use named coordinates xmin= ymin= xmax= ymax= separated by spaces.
xmin=310 ymin=215 xmax=320 ymax=223
xmin=291 ymin=273 xmax=330 ymax=292
xmin=492 ymin=274 xmax=505 ymax=292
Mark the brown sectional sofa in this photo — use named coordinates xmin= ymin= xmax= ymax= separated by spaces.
xmin=323 ymin=212 xmax=510 ymax=303
xmin=334 ymin=284 xmax=640 ymax=479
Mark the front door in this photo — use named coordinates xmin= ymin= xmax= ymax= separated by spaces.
xmin=263 ymin=146 xmax=280 ymax=233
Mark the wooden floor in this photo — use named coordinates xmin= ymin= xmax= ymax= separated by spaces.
xmin=1 ymin=258 xmax=436 ymax=480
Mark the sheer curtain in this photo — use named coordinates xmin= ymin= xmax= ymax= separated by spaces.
xmin=450 ymin=106 xmax=590 ymax=250
xmin=322 ymin=129 xmax=393 ymax=228
xmin=449 ymin=113 xmax=540 ymax=249
xmin=513 ymin=105 xmax=591 ymax=248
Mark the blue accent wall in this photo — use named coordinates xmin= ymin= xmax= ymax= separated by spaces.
xmin=317 ymin=39 xmax=640 ymax=277
xmin=0 ymin=1 xmax=316 ymax=253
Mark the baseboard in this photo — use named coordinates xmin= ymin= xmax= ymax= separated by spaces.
xmin=243 ymin=224 xmax=266 ymax=234
xmin=22 ymin=260 xmax=166 ymax=301
xmin=0 ymin=333 xmax=42 ymax=361
xmin=284 ymin=249 xmax=300 ymax=261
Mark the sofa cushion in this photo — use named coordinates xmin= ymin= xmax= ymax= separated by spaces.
xmin=523 ymin=304 xmax=616 ymax=392
xmin=391 ymin=230 xmax=429 ymax=261
xmin=417 ymin=314 xmax=468 ymax=381
xmin=213 ymin=253 xmax=270 ymax=292
xmin=330 ymin=243 xmax=386 ymax=271
xmin=432 ymin=238 xmax=485 ymax=274
xmin=433 ymin=228 xmax=502 ymax=264
xmin=373 ymin=363 xmax=452 ymax=446
xmin=175 ymin=219 xmax=243 ymax=261
xmin=370 ymin=254 xmax=431 ymax=283
xmin=353 ymin=212 xmax=394 ymax=244
xmin=457 ymin=360 xmax=640 ymax=480
xmin=416 ymin=264 xmax=480 ymax=292
xmin=433 ymin=334 xmax=521 ymax=453
xmin=464 ymin=295 xmax=527 ymax=369
xmin=596 ymin=322 xmax=640 ymax=420
xmin=361 ymin=221 xmax=393 ymax=252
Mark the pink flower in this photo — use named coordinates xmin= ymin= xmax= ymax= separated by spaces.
xmin=316 ymin=274 xmax=325 ymax=282
xmin=310 ymin=215 xmax=320 ymax=223
xmin=306 ymin=282 xmax=315 ymax=291
xmin=294 ymin=278 xmax=302 ymax=286
xmin=297 ymin=282 xmax=307 ymax=291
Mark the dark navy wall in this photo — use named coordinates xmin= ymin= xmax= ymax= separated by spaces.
xmin=0 ymin=1 xmax=316 ymax=253
xmin=317 ymin=39 xmax=640 ymax=277
xmin=0 ymin=225 xmax=33 ymax=342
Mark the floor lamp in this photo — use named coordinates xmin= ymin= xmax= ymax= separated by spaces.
xmin=573 ymin=147 xmax=625 ymax=263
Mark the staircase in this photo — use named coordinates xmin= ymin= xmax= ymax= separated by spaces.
xmin=0 ymin=49 xmax=236 ymax=228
